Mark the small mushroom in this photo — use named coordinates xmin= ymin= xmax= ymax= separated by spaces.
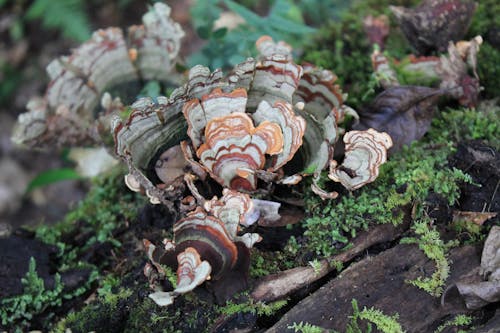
xmin=124 ymin=173 xmax=142 ymax=193
xmin=329 ymin=129 xmax=393 ymax=191
xmin=144 ymin=198 xmax=261 ymax=306
xmin=174 ymin=247 xmax=212 ymax=294
xmin=204 ymin=189 xmax=256 ymax=227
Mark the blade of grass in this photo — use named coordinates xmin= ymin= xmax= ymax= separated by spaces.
xmin=26 ymin=168 xmax=82 ymax=193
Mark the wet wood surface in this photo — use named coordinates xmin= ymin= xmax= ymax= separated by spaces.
xmin=267 ymin=244 xmax=481 ymax=333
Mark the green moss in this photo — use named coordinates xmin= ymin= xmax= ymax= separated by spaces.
xmin=62 ymin=167 xmax=146 ymax=246
xmin=391 ymin=57 xmax=440 ymax=87
xmin=302 ymin=22 xmax=374 ymax=109
xmin=401 ymin=219 xmax=458 ymax=297
xmin=452 ymin=216 xmax=484 ymax=244
xmin=34 ymin=166 xmax=146 ymax=268
xmin=435 ymin=314 xmax=473 ymax=333
xmin=468 ymin=0 xmax=500 ymax=38
xmin=288 ymin=321 xmax=326 ymax=333
xmin=250 ymin=248 xmax=297 ymax=278
xmin=289 ymin=299 xmax=405 ymax=333
xmin=59 ymin=279 xmax=216 ymax=333
xmin=358 ymin=306 xmax=405 ymax=333
xmin=216 ymin=298 xmax=288 ymax=317
xmin=302 ymin=105 xmax=480 ymax=257
xmin=0 ymin=257 xmax=64 ymax=330
xmin=60 ymin=295 xmax=125 ymax=333
xmin=473 ymin=43 xmax=500 ymax=101
xmin=303 ymin=149 xmax=470 ymax=257
xmin=347 ymin=299 xmax=405 ymax=333
xmin=431 ymin=105 xmax=500 ymax=149
xmin=10 ymin=167 xmax=145 ymax=331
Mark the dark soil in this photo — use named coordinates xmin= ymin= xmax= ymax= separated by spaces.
xmin=451 ymin=141 xmax=500 ymax=214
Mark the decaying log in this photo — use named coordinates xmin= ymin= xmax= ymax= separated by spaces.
xmin=268 ymin=244 xmax=480 ymax=332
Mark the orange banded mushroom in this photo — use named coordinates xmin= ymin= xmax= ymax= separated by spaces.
xmin=328 ymin=129 xmax=393 ymax=191
xmin=183 ymin=88 xmax=304 ymax=192
xmin=144 ymin=191 xmax=261 ymax=306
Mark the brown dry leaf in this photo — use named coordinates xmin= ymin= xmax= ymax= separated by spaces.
xmin=390 ymin=0 xmax=477 ymax=55
xmin=481 ymin=226 xmax=500 ymax=281
xmin=453 ymin=211 xmax=498 ymax=226
xmin=353 ymin=86 xmax=443 ymax=152
xmin=454 ymin=227 xmax=500 ymax=310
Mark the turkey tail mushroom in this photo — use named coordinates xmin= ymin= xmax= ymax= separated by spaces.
xmin=12 ymin=3 xmax=184 ymax=149
xmin=329 ymin=129 xmax=393 ymax=191
xmin=143 ymin=191 xmax=263 ymax=306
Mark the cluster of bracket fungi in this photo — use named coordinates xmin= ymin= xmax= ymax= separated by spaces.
xmin=12 ymin=4 xmax=394 ymax=305
xmin=114 ymin=32 xmax=393 ymax=305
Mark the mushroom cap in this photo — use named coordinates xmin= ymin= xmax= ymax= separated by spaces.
xmin=329 ymin=128 xmax=393 ymax=191
xmin=13 ymin=3 xmax=184 ymax=149
xmin=183 ymin=87 xmax=305 ymax=191
xmin=175 ymin=247 xmax=212 ymax=294
xmin=174 ymin=208 xmax=239 ymax=280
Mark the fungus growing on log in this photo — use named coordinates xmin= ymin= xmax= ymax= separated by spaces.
xmin=183 ymin=88 xmax=304 ymax=191
xmin=12 ymin=3 xmax=184 ymax=149
xmin=143 ymin=191 xmax=262 ymax=306
xmin=113 ymin=35 xmax=366 ymax=203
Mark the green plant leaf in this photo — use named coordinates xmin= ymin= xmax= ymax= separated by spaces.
xmin=196 ymin=25 xmax=212 ymax=39
xmin=224 ymin=0 xmax=264 ymax=27
xmin=26 ymin=168 xmax=82 ymax=193
xmin=25 ymin=0 xmax=91 ymax=41
xmin=268 ymin=15 xmax=316 ymax=34
xmin=190 ymin=0 xmax=221 ymax=31
xmin=212 ymin=27 xmax=228 ymax=39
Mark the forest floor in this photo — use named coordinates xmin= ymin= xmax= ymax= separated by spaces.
xmin=0 ymin=1 xmax=498 ymax=332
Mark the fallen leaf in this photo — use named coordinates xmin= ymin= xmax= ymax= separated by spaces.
xmin=390 ymin=0 xmax=477 ymax=55
xmin=480 ymin=226 xmax=500 ymax=281
xmin=353 ymin=86 xmax=443 ymax=152
xmin=453 ymin=211 xmax=497 ymax=226
xmin=453 ymin=227 xmax=500 ymax=309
